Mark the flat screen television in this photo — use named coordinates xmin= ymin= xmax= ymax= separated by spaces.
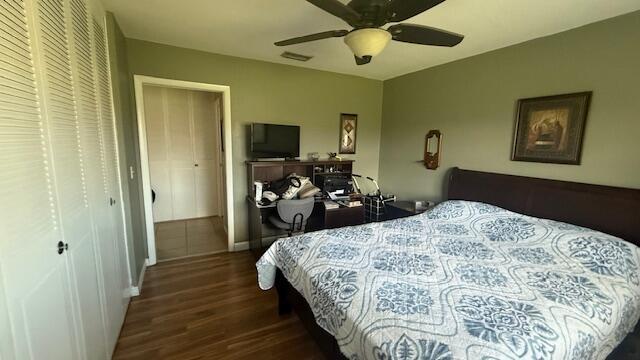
xmin=250 ymin=123 xmax=300 ymax=159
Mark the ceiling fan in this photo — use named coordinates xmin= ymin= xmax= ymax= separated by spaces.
xmin=275 ymin=0 xmax=464 ymax=65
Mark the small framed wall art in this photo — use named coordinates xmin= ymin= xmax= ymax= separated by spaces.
xmin=339 ymin=113 xmax=357 ymax=154
xmin=423 ymin=130 xmax=442 ymax=170
xmin=512 ymin=92 xmax=591 ymax=165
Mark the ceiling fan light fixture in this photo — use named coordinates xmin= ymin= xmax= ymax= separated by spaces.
xmin=343 ymin=28 xmax=391 ymax=58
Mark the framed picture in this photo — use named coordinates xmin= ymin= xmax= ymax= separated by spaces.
xmin=512 ymin=92 xmax=591 ymax=165
xmin=339 ymin=113 xmax=357 ymax=154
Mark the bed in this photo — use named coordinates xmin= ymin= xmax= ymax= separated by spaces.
xmin=256 ymin=167 xmax=640 ymax=359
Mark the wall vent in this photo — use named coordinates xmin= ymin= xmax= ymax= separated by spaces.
xmin=281 ymin=51 xmax=313 ymax=62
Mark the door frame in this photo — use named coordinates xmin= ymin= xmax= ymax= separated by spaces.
xmin=133 ymin=75 xmax=234 ymax=265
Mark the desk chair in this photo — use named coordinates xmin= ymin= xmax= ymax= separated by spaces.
xmin=268 ymin=197 xmax=315 ymax=236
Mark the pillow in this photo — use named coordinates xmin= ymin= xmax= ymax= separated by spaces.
xmin=298 ymin=182 xmax=321 ymax=199
xmin=281 ymin=174 xmax=310 ymax=200
xmin=269 ymin=176 xmax=300 ymax=196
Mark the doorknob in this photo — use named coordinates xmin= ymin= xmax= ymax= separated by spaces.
xmin=57 ymin=241 xmax=68 ymax=255
xmin=194 ymin=163 xmax=199 ymax=167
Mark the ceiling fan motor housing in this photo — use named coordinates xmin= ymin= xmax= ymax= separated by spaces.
xmin=276 ymin=0 xmax=463 ymax=65
xmin=344 ymin=28 xmax=391 ymax=58
xmin=348 ymin=0 xmax=392 ymax=27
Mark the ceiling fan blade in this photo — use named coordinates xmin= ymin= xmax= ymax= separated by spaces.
xmin=388 ymin=24 xmax=463 ymax=47
xmin=307 ymin=0 xmax=361 ymax=25
xmin=275 ymin=30 xmax=349 ymax=46
xmin=355 ymin=55 xmax=372 ymax=65
xmin=387 ymin=0 xmax=446 ymax=22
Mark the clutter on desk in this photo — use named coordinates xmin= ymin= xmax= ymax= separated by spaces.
xmin=352 ymin=173 xmax=396 ymax=222
xmin=323 ymin=200 xmax=339 ymax=210
xmin=414 ymin=200 xmax=435 ymax=212
xmin=269 ymin=174 xmax=302 ymax=197
xmin=281 ymin=174 xmax=310 ymax=199
xmin=316 ymin=173 xmax=353 ymax=193
xmin=327 ymin=152 xmax=341 ymax=160
xmin=255 ymin=167 xmax=367 ymax=207
xmin=337 ymin=199 xmax=363 ymax=208
xmin=298 ymin=182 xmax=320 ymax=199
xmin=253 ymin=181 xmax=263 ymax=201
xmin=327 ymin=189 xmax=350 ymax=201
xmin=262 ymin=191 xmax=278 ymax=202
xmin=256 ymin=173 xmax=322 ymax=205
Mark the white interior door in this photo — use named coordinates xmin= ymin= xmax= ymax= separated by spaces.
xmin=146 ymin=86 xmax=198 ymax=222
xmin=192 ymin=91 xmax=220 ymax=217
xmin=145 ymin=87 xmax=221 ymax=223
xmin=214 ymin=95 xmax=228 ymax=227
xmin=144 ymin=85 xmax=173 ymax=222
xmin=167 ymin=88 xmax=197 ymax=220
xmin=170 ymin=163 xmax=197 ymax=220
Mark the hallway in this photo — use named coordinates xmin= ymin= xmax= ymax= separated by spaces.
xmin=155 ymin=217 xmax=227 ymax=261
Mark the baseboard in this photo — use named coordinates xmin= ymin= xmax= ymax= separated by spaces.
xmin=128 ymin=258 xmax=148 ymax=297
xmin=234 ymin=241 xmax=250 ymax=252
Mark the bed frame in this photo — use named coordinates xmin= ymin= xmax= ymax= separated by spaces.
xmin=275 ymin=167 xmax=640 ymax=359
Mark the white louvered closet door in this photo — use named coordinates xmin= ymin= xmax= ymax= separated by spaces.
xmin=94 ymin=16 xmax=129 ymax=349
xmin=66 ymin=0 xmax=110 ymax=356
xmin=0 ymin=0 xmax=130 ymax=358
xmin=0 ymin=0 xmax=81 ymax=359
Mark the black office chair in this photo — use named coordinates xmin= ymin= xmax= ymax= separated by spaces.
xmin=268 ymin=197 xmax=315 ymax=236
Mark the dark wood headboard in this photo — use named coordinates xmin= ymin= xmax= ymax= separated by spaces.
xmin=447 ymin=167 xmax=640 ymax=246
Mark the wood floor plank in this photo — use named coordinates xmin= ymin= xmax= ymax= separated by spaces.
xmin=113 ymin=251 xmax=325 ymax=359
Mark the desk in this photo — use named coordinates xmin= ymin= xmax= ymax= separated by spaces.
xmin=312 ymin=205 xmax=365 ymax=230
xmin=247 ymin=196 xmax=365 ymax=259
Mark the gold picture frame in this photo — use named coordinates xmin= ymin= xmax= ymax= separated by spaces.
xmin=339 ymin=113 xmax=357 ymax=154
xmin=512 ymin=92 xmax=591 ymax=165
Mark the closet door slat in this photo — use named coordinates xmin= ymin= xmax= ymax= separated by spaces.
xmin=34 ymin=0 xmax=89 ymax=236
xmin=70 ymin=0 xmax=102 ymax=207
xmin=0 ymin=0 xmax=56 ymax=249
xmin=93 ymin=20 xmax=111 ymax=194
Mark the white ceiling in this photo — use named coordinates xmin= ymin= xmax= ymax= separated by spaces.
xmin=103 ymin=0 xmax=640 ymax=80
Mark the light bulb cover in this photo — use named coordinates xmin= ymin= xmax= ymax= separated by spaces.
xmin=344 ymin=28 xmax=391 ymax=58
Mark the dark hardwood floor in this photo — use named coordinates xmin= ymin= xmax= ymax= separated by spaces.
xmin=113 ymin=251 xmax=325 ymax=359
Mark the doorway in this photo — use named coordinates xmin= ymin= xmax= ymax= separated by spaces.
xmin=134 ymin=76 xmax=234 ymax=265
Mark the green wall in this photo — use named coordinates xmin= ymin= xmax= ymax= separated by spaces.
xmin=115 ymin=10 xmax=639 ymax=260
xmin=106 ymin=14 xmax=147 ymax=282
xmin=125 ymin=39 xmax=384 ymax=244
xmin=379 ymin=11 xmax=640 ymax=202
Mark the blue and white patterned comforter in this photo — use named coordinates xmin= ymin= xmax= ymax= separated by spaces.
xmin=256 ymin=200 xmax=640 ymax=359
